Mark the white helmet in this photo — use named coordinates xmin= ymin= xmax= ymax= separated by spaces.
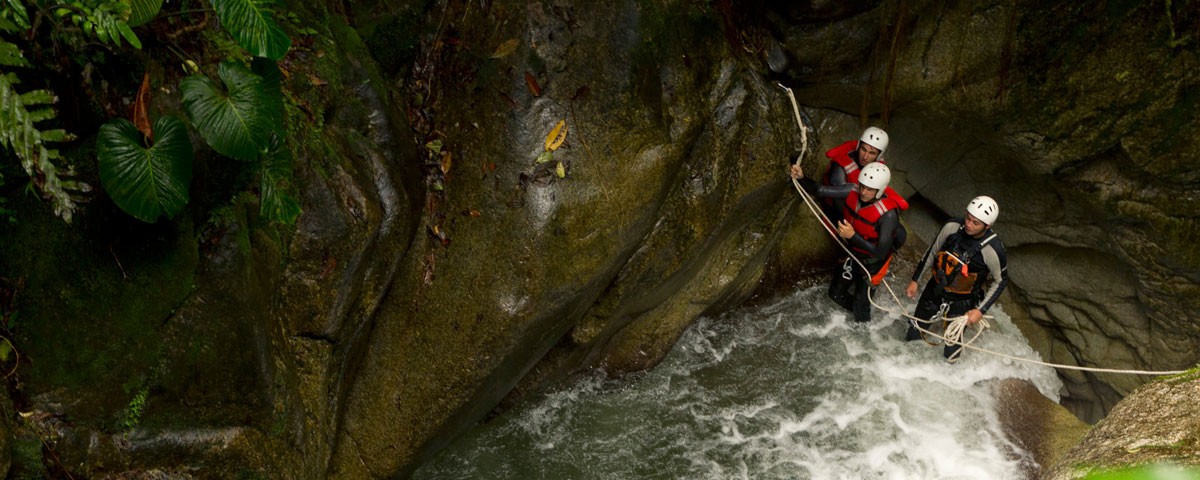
xmin=967 ymin=196 xmax=999 ymax=225
xmin=859 ymin=126 xmax=889 ymax=153
xmin=858 ymin=162 xmax=890 ymax=190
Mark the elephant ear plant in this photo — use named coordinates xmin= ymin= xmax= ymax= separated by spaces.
xmin=95 ymin=0 xmax=300 ymax=225
xmin=96 ymin=116 xmax=193 ymax=223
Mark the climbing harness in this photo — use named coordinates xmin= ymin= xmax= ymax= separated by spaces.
xmin=932 ymin=232 xmax=996 ymax=295
xmin=776 ymin=82 xmax=1189 ymax=376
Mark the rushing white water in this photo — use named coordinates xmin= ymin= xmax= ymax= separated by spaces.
xmin=414 ymin=285 xmax=1064 ymax=480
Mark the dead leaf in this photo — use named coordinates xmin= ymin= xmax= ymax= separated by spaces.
xmin=544 ymin=119 xmax=567 ymax=151
xmin=309 ymin=73 xmax=328 ymax=86
xmin=555 ymin=161 xmax=566 ymax=178
xmin=133 ymin=72 xmax=152 ymax=140
xmin=535 ymin=150 xmax=554 ymax=164
xmin=440 ymin=151 xmax=452 ymax=174
xmin=525 ymin=71 xmax=542 ymax=96
xmin=499 ymin=91 xmax=518 ymax=108
xmin=491 ymin=38 xmax=519 ymax=58
xmin=430 ymin=225 xmax=451 ymax=246
xmin=463 ymin=209 xmax=481 ymax=217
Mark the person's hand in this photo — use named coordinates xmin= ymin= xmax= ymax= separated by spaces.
xmin=906 ymin=280 xmax=919 ymax=299
xmin=966 ymin=309 xmax=983 ymax=325
xmin=837 ymin=220 xmax=854 ymax=239
xmin=789 ymin=163 xmax=803 ymax=179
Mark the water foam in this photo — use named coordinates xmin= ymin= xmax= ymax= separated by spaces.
xmin=414 ymin=286 xmax=1062 ymax=479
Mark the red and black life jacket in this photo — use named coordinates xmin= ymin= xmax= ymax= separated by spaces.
xmin=823 ymin=140 xmax=861 ymax=186
xmin=842 ymin=190 xmax=909 ymax=256
xmin=842 ymin=190 xmax=909 ymax=285
xmin=824 ymin=140 xmax=890 ymax=184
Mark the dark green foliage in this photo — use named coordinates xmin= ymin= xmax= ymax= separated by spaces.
xmin=96 ymin=116 xmax=194 ymax=222
xmin=181 ymin=59 xmax=276 ymax=162
xmin=128 ymin=0 xmax=164 ymax=27
xmin=260 ymin=133 xmax=300 ymax=224
xmin=0 ymin=67 xmax=86 ymax=223
xmin=0 ymin=0 xmax=31 ymax=30
xmin=252 ymin=56 xmax=284 ymax=129
xmin=210 ymin=0 xmax=291 ymax=60
xmin=55 ymin=1 xmax=142 ymax=48
xmin=3 ymin=0 xmax=302 ymax=225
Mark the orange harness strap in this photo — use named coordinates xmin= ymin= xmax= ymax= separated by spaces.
xmin=870 ymin=255 xmax=893 ymax=286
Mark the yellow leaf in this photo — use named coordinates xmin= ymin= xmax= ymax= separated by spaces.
xmin=491 ymin=38 xmax=519 ymax=59
xmin=440 ymin=151 xmax=452 ymax=174
xmin=555 ymin=161 xmax=566 ymax=178
xmin=544 ymin=119 xmax=567 ymax=151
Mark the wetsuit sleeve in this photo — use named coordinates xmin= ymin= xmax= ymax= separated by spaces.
xmin=796 ymin=177 xmax=851 ymax=200
xmin=846 ymin=210 xmax=897 ymax=259
xmin=911 ymin=222 xmax=960 ymax=282
xmin=827 ymin=164 xmax=848 ymax=187
xmin=976 ymin=241 xmax=1008 ymax=313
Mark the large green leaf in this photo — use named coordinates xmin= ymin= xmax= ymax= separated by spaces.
xmin=180 ymin=59 xmax=272 ymax=161
xmin=128 ymin=0 xmax=164 ymax=27
xmin=97 ymin=116 xmax=193 ymax=223
xmin=260 ymin=133 xmax=300 ymax=224
xmin=210 ymin=0 xmax=291 ymax=60
xmin=251 ymin=57 xmax=283 ymax=131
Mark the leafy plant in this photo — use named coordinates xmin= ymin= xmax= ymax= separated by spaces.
xmin=128 ymin=0 xmax=164 ymax=27
xmin=119 ymin=386 xmax=149 ymax=430
xmin=51 ymin=1 xmax=142 ymax=48
xmin=91 ymin=1 xmax=300 ymax=225
xmin=96 ymin=116 xmax=193 ymax=222
xmin=181 ymin=59 xmax=277 ymax=162
xmin=259 ymin=133 xmax=299 ymax=223
xmin=5 ymin=0 xmax=300 ymax=224
xmin=210 ymin=0 xmax=291 ymax=60
xmin=0 ymin=0 xmax=31 ymax=31
xmin=0 ymin=28 xmax=89 ymax=222
xmin=0 ymin=0 xmax=151 ymax=223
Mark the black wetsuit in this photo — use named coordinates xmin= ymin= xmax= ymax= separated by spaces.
xmin=797 ymin=177 xmax=899 ymax=323
xmin=818 ymin=149 xmax=861 ymax=223
xmin=905 ymin=220 xmax=1008 ymax=360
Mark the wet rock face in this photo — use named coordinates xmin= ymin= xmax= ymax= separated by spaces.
xmin=766 ymin=0 xmax=1200 ymax=421
xmin=8 ymin=1 xmax=1197 ymax=478
xmin=1043 ymin=374 xmax=1200 ymax=478
xmin=329 ymin=3 xmax=822 ymax=477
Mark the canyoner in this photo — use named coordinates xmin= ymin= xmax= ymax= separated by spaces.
xmin=776 ymin=83 xmax=1187 ymax=375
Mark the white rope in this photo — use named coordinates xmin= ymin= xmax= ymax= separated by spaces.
xmin=775 ymin=84 xmax=1190 ymax=377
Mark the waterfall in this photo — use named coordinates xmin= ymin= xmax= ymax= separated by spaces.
xmin=415 ymin=285 xmax=1062 ymax=479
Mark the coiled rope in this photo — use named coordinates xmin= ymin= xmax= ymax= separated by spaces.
xmin=775 ymin=82 xmax=1188 ymax=376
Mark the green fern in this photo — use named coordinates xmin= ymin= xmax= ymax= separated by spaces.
xmin=0 ymin=33 xmax=88 ymax=222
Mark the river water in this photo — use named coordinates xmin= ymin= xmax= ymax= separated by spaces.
xmin=414 ymin=285 xmax=1063 ymax=479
